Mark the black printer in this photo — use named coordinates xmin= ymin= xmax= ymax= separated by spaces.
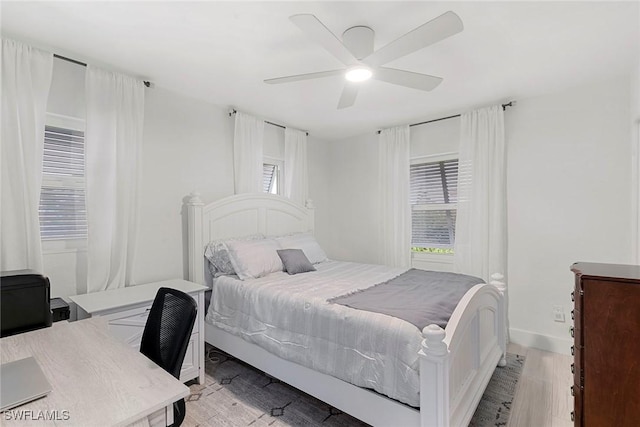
xmin=1 ymin=270 xmax=53 ymax=337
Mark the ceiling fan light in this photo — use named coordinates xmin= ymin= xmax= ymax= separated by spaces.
xmin=345 ymin=66 xmax=372 ymax=82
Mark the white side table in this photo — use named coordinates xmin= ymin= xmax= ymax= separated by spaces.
xmin=70 ymin=279 xmax=206 ymax=384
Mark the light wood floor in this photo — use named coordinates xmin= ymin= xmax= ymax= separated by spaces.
xmin=184 ymin=342 xmax=573 ymax=426
xmin=507 ymin=343 xmax=573 ymax=427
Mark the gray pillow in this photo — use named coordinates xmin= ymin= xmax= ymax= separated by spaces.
xmin=277 ymin=249 xmax=316 ymax=275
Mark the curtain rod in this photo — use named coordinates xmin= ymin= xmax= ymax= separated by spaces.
xmin=54 ymin=54 xmax=152 ymax=88
xmin=376 ymin=101 xmax=516 ymax=134
xmin=228 ymin=109 xmax=309 ymax=136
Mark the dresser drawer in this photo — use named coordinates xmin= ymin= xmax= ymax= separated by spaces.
xmin=572 ymin=319 xmax=582 ymax=350
xmin=571 ymin=288 xmax=582 ymax=312
xmin=572 ymin=382 xmax=583 ymax=427
xmin=179 ymin=332 xmax=200 ymax=383
xmin=104 ymin=305 xmax=150 ymax=346
xmin=571 ymin=306 xmax=582 ymax=341
xmin=103 ymin=297 xmax=200 ymax=340
xmin=572 ymin=346 xmax=583 ymax=389
xmin=101 ymin=298 xmax=201 ymax=382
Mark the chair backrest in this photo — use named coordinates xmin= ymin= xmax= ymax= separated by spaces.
xmin=140 ymin=287 xmax=197 ymax=380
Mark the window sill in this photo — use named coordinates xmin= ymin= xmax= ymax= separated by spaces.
xmin=42 ymin=239 xmax=87 ymax=254
xmin=411 ymin=252 xmax=454 ymax=264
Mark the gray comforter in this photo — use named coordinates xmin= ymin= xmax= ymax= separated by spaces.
xmin=328 ymin=269 xmax=484 ymax=330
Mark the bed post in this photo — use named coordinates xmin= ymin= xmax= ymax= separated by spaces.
xmin=419 ymin=324 xmax=450 ymax=427
xmin=491 ymin=273 xmax=508 ymax=367
xmin=186 ymin=192 xmax=205 ymax=285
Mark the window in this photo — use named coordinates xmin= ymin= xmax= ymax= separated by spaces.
xmin=39 ymin=117 xmax=87 ymax=241
xmin=263 ymin=158 xmax=283 ymax=195
xmin=410 ymin=157 xmax=458 ymax=254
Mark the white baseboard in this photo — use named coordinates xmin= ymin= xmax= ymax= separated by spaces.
xmin=509 ymin=327 xmax=572 ymax=356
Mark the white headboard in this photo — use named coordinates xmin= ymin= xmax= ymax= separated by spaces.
xmin=185 ymin=193 xmax=315 ymax=285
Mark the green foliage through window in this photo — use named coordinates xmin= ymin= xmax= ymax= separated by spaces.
xmin=411 ymin=247 xmax=454 ymax=254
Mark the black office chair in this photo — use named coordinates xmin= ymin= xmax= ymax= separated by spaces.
xmin=140 ymin=287 xmax=197 ymax=427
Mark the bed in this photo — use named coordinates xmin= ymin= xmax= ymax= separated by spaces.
xmin=185 ymin=193 xmax=507 ymax=427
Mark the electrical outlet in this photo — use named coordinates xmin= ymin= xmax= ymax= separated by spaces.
xmin=553 ymin=305 xmax=565 ymax=322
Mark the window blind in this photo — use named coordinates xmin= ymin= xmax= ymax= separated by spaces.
xmin=39 ymin=125 xmax=87 ymax=240
xmin=263 ymin=163 xmax=277 ymax=193
xmin=410 ymin=159 xmax=458 ymax=204
xmin=410 ymin=159 xmax=458 ymax=250
xmin=411 ymin=209 xmax=457 ymax=248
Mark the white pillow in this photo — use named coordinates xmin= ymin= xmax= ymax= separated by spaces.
xmin=204 ymin=234 xmax=264 ymax=277
xmin=226 ymin=238 xmax=283 ymax=280
xmin=276 ymin=233 xmax=328 ymax=264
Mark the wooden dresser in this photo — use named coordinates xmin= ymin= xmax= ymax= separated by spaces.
xmin=570 ymin=262 xmax=640 ymax=426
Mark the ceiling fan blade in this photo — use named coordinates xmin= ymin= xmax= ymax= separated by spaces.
xmin=337 ymin=83 xmax=359 ymax=109
xmin=363 ymin=11 xmax=463 ymax=67
xmin=264 ymin=69 xmax=344 ymax=84
xmin=290 ymin=14 xmax=358 ymax=66
xmin=374 ymin=67 xmax=443 ymax=91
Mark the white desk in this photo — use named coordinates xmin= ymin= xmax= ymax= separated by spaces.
xmin=0 ymin=318 xmax=189 ymax=426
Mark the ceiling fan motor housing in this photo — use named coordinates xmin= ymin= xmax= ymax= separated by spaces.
xmin=342 ymin=26 xmax=375 ymax=60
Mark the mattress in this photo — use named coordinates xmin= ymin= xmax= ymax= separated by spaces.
xmin=205 ymin=260 xmax=424 ymax=407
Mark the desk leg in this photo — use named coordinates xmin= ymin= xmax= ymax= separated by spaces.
xmin=144 ymin=404 xmax=173 ymax=427
xmin=166 ymin=403 xmax=174 ymax=426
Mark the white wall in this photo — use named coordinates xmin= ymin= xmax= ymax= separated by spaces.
xmin=506 ymin=75 xmax=632 ymax=353
xmin=264 ymin=125 xmax=284 ymax=160
xmin=321 ymin=133 xmax=382 ymax=264
xmin=133 ymin=88 xmax=234 ymax=285
xmin=632 ymin=43 xmax=640 ymax=264
xmin=410 ymin=117 xmax=459 ymax=158
xmin=317 ymin=75 xmax=633 ymax=354
xmin=307 ymin=136 xmax=333 ymax=254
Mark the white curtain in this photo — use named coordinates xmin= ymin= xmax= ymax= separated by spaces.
xmin=284 ymin=127 xmax=308 ymax=205
xmin=85 ymin=66 xmax=145 ymax=292
xmin=379 ymin=125 xmax=411 ymax=268
xmin=634 ymin=121 xmax=640 ymax=264
xmin=454 ymin=105 xmax=507 ymax=282
xmin=233 ymin=111 xmax=264 ymax=194
xmin=1 ymin=39 xmax=53 ymax=272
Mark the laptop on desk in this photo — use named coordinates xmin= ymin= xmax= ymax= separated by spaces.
xmin=0 ymin=357 xmax=52 ymax=412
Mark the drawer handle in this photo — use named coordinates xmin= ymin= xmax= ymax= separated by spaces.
xmin=571 ymin=291 xmax=574 ymax=302
xmin=571 ymin=385 xmax=574 ymax=396
xmin=570 ymin=326 xmax=574 ymax=337
xmin=571 ymin=363 xmax=574 ymax=374
xmin=571 ymin=310 xmax=574 ymax=320
xmin=571 ymin=411 xmax=575 ymax=422
xmin=571 ymin=345 xmax=574 ymax=355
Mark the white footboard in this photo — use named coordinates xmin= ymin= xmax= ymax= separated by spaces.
xmin=419 ymin=276 xmax=507 ymax=427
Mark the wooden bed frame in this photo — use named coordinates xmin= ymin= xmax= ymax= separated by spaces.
xmin=185 ymin=192 xmax=507 ymax=427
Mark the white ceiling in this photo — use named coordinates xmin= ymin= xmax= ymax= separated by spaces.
xmin=2 ymin=1 xmax=638 ymax=140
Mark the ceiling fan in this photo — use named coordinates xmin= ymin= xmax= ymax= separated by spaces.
xmin=264 ymin=11 xmax=463 ymax=109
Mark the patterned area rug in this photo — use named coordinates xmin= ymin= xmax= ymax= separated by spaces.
xmin=184 ymin=345 xmax=524 ymax=427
